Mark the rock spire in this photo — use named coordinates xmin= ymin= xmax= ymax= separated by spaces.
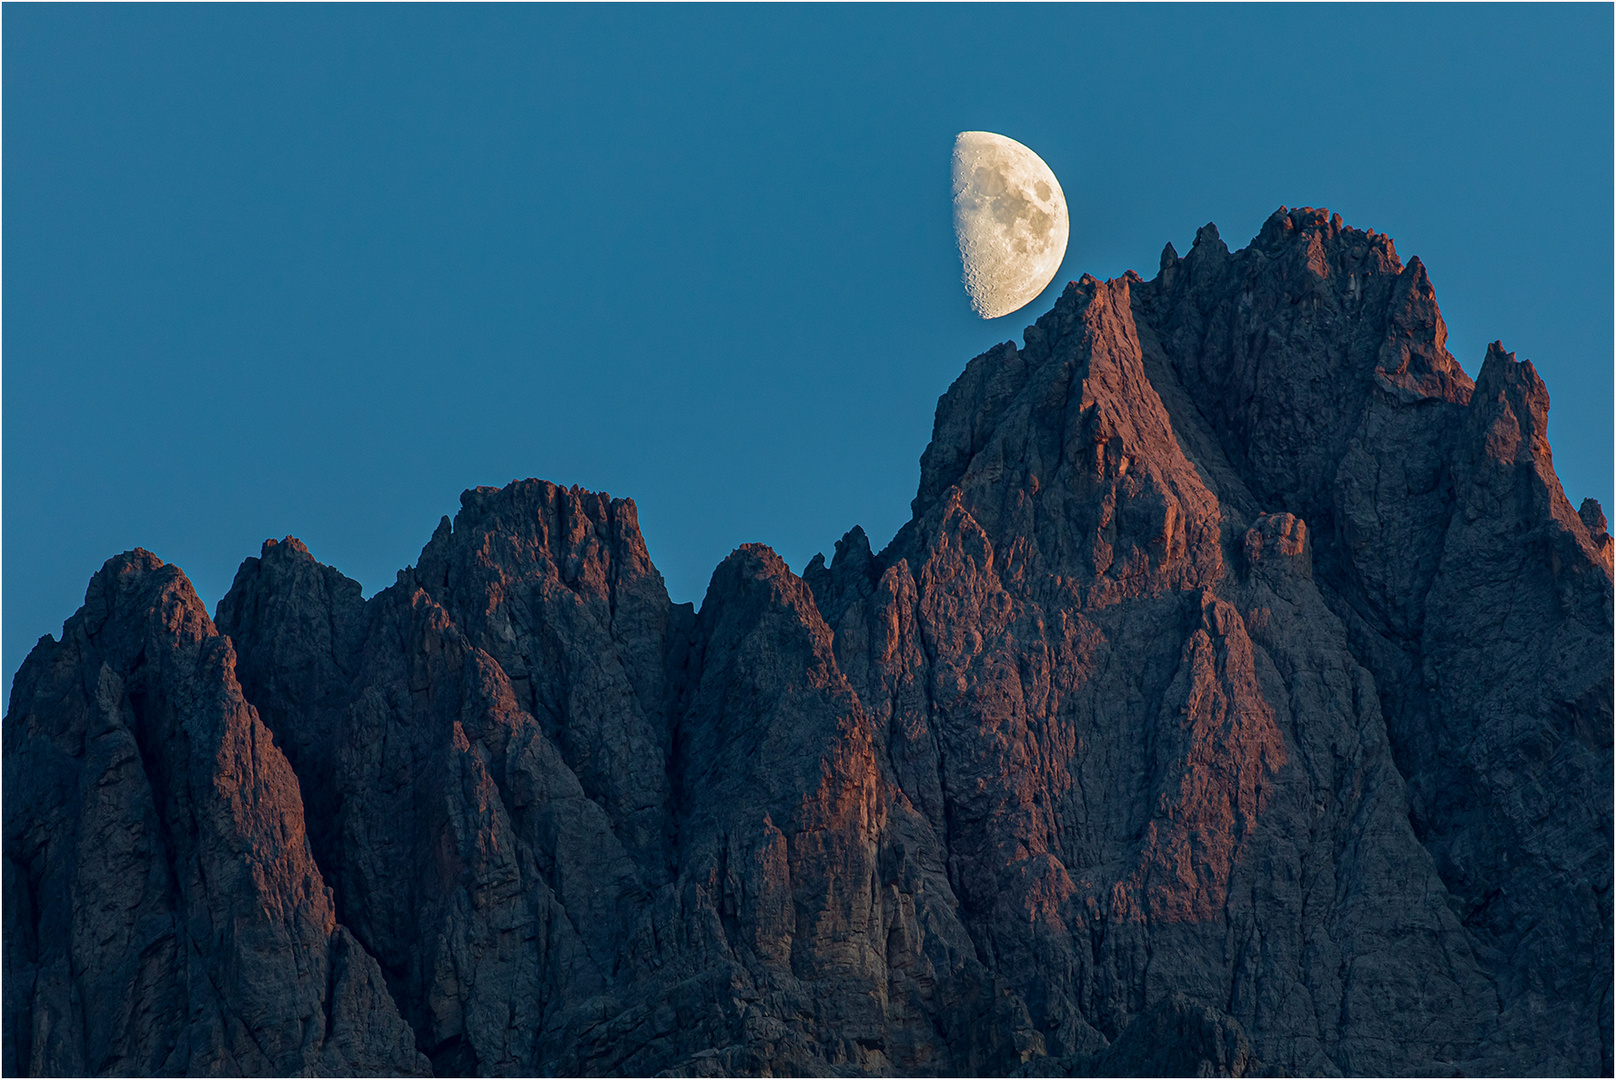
xmin=7 ymin=207 xmax=1610 ymax=1076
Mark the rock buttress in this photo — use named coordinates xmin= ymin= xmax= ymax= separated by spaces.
xmin=3 ymin=551 xmax=426 ymax=1077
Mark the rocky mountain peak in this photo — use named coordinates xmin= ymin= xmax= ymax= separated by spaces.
xmin=6 ymin=210 xmax=1609 ymax=1077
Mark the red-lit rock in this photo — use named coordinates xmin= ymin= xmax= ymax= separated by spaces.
xmin=6 ymin=208 xmax=1609 ymax=1076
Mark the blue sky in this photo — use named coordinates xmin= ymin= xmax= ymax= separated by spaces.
xmin=6 ymin=4 xmax=1611 ymax=696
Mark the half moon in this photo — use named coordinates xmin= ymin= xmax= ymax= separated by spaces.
xmin=952 ymin=131 xmax=1070 ymax=319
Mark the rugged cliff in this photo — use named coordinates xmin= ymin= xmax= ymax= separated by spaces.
xmin=6 ymin=207 xmax=1611 ymax=1077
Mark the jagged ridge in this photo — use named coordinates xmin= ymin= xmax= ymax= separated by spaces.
xmin=6 ymin=207 xmax=1611 ymax=1077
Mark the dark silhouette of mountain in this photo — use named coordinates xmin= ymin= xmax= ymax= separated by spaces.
xmin=6 ymin=207 xmax=1610 ymax=1077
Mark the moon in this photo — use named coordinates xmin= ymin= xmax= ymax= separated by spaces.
xmin=952 ymin=131 xmax=1070 ymax=319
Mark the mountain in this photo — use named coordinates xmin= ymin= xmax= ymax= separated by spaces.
xmin=5 ymin=207 xmax=1610 ymax=1077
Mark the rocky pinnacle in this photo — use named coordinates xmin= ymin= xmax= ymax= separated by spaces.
xmin=6 ymin=207 xmax=1610 ymax=1077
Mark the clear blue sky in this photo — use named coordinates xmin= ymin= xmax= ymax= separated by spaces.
xmin=6 ymin=4 xmax=1611 ymax=698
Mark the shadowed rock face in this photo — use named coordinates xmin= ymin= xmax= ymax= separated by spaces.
xmin=6 ymin=207 xmax=1610 ymax=1077
xmin=3 ymin=551 xmax=428 ymax=1077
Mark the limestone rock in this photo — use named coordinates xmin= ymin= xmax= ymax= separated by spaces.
xmin=5 ymin=208 xmax=1609 ymax=1076
xmin=3 ymin=552 xmax=426 ymax=1077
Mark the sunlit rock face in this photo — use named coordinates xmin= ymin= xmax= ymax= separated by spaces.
xmin=6 ymin=207 xmax=1610 ymax=1077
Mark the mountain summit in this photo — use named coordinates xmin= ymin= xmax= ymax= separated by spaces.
xmin=6 ymin=207 xmax=1611 ymax=1077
